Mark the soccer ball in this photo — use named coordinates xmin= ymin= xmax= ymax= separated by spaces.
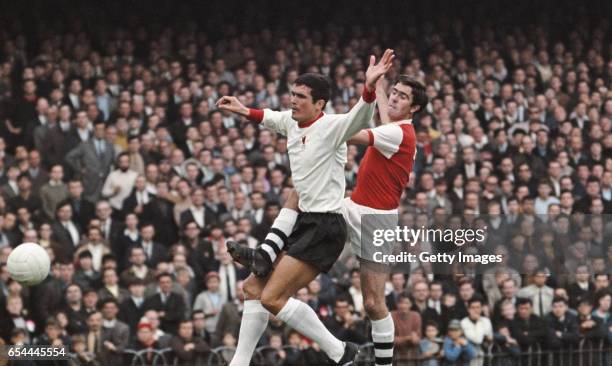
xmin=7 ymin=243 xmax=51 ymax=286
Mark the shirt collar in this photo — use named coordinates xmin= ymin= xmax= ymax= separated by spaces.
xmin=103 ymin=319 xmax=116 ymax=328
xmin=298 ymin=111 xmax=324 ymax=129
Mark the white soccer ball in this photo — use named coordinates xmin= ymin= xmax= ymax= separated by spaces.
xmin=7 ymin=243 xmax=51 ymax=286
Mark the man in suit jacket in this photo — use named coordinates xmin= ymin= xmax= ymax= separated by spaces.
xmin=64 ymin=78 xmax=83 ymax=111
xmin=85 ymin=311 xmax=105 ymax=362
xmin=511 ymin=298 xmax=548 ymax=348
xmin=73 ymin=250 xmax=101 ymax=290
xmin=67 ymin=179 xmax=96 ymax=230
xmin=131 ymin=223 xmax=168 ymax=269
xmin=65 ymin=120 xmax=115 ymax=202
xmin=179 ymin=187 xmax=217 ymax=237
xmin=385 ymin=272 xmax=407 ymax=311
xmin=8 ymin=174 xmax=43 ymax=220
xmin=567 ymin=264 xmax=595 ymax=308
xmin=24 ymin=97 xmax=50 ymax=148
xmin=144 ymin=273 xmax=186 ymax=334
xmin=96 ymin=200 xmax=121 ymax=247
xmin=51 ymin=200 xmax=82 ymax=261
xmin=0 ymin=165 xmax=20 ymax=200
xmin=428 ymin=178 xmax=454 ymax=214
xmin=98 ymin=268 xmax=130 ymax=304
xmin=545 ymin=297 xmax=580 ymax=349
xmin=43 ymin=105 xmax=81 ymax=170
xmin=215 ymin=249 xmax=249 ymax=304
xmin=455 ymin=146 xmax=482 ymax=180
xmin=118 ymin=278 xmax=147 ymax=334
xmin=32 ymin=272 xmax=65 ymax=330
xmin=99 ymin=299 xmax=131 ymax=366
xmin=180 ymin=221 xmax=216 ymax=279
xmin=26 ymin=150 xmax=49 ymax=196
xmin=113 ymin=212 xmax=141 ymax=270
xmin=140 ymin=181 xmax=178 ymax=246
xmin=171 ymin=102 xmax=195 ymax=148
xmin=215 ymin=280 xmax=245 ymax=343
xmin=39 ymin=164 xmax=69 ymax=220
xmin=120 ymin=246 xmax=156 ymax=287
xmin=122 ymin=175 xmax=153 ymax=217
xmin=31 ymin=104 xmax=55 ymax=156
xmin=491 ymin=278 xmax=519 ymax=324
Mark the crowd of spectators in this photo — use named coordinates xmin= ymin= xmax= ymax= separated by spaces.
xmin=0 ymin=0 xmax=610 ymax=365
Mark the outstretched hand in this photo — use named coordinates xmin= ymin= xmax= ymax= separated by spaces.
xmin=365 ymin=48 xmax=395 ymax=90
xmin=216 ymin=96 xmax=249 ymax=116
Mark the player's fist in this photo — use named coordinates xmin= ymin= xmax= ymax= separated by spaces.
xmin=216 ymin=96 xmax=249 ymax=116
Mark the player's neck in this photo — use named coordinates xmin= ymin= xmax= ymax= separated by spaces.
xmin=390 ymin=113 xmax=412 ymax=123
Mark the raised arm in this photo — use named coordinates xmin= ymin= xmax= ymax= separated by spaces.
xmin=376 ymin=77 xmax=391 ymax=125
xmin=333 ymin=49 xmax=395 ymax=146
xmin=216 ymin=96 xmax=249 ymax=117
xmin=346 ymin=77 xmax=392 ymax=145
xmin=216 ymin=95 xmax=291 ymax=135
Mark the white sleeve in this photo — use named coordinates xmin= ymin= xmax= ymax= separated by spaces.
xmin=261 ymin=109 xmax=293 ymax=135
xmin=101 ymin=172 xmax=115 ymax=197
xmin=370 ymin=123 xmax=403 ymax=158
xmin=329 ymin=97 xmax=376 ymax=147
xmin=460 ymin=318 xmax=478 ymax=344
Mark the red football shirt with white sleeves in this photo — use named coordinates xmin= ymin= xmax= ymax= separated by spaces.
xmin=351 ymin=120 xmax=417 ymax=210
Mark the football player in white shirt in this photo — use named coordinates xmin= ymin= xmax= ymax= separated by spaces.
xmin=217 ymin=49 xmax=395 ymax=366
xmin=228 ymin=74 xmax=428 ymax=366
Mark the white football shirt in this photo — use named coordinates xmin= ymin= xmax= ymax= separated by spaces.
xmin=252 ymin=96 xmax=376 ymax=213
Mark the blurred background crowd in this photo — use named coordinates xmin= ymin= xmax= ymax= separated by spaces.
xmin=0 ymin=0 xmax=610 ymax=364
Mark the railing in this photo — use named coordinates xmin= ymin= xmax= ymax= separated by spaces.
xmin=367 ymin=339 xmax=612 ymax=366
xmin=64 ymin=340 xmax=612 ymax=366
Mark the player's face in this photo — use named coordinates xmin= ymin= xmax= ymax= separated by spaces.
xmin=388 ymin=83 xmax=415 ymax=121
xmin=290 ymin=84 xmax=322 ymax=123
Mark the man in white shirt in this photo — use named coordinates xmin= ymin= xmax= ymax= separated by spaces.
xmin=101 ymin=152 xmax=138 ymax=212
xmin=517 ymin=268 xmax=554 ymax=317
xmin=534 ymin=179 xmax=560 ymax=215
xmin=460 ymin=296 xmax=493 ymax=366
xmin=219 ymin=50 xmax=394 ymax=365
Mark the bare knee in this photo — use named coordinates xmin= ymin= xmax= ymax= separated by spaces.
xmin=243 ymin=275 xmax=265 ymax=300
xmin=363 ymin=290 xmax=389 ymax=320
xmin=260 ymin=289 xmax=288 ymax=315
xmin=360 ymin=261 xmax=391 ymax=319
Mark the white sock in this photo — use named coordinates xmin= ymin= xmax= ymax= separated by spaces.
xmin=259 ymin=208 xmax=298 ymax=263
xmin=229 ymin=300 xmax=269 ymax=366
xmin=276 ymin=297 xmax=345 ymax=363
xmin=371 ymin=314 xmax=394 ymax=366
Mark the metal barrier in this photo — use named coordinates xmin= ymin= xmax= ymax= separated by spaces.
xmin=207 ymin=346 xmax=236 ymax=365
xmin=64 ymin=341 xmax=611 ymax=366
xmin=364 ymin=340 xmax=612 ymax=366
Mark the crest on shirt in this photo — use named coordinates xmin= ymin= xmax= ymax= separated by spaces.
xmin=301 ymin=136 xmax=306 ymax=150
